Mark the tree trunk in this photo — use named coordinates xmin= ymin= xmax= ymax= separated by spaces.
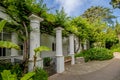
xmin=33 ymin=55 xmax=37 ymax=71
xmin=81 ymin=43 xmax=84 ymax=51
xmin=22 ymin=21 xmax=29 ymax=74
xmin=74 ymin=38 xmax=80 ymax=53
xmin=22 ymin=40 xmax=29 ymax=74
xmin=86 ymin=40 xmax=90 ymax=49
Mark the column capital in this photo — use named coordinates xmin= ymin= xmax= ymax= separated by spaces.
xmin=54 ymin=27 xmax=64 ymax=31
xmin=29 ymin=14 xmax=43 ymax=23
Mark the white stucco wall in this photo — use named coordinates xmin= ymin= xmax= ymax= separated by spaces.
xmin=74 ymin=36 xmax=82 ymax=53
xmin=40 ymin=34 xmax=70 ymax=58
xmin=40 ymin=34 xmax=55 ymax=58
xmin=62 ymin=37 xmax=69 ymax=56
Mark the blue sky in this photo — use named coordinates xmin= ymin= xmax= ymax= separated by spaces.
xmin=44 ymin=0 xmax=120 ymax=21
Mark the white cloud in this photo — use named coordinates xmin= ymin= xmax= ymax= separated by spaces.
xmin=55 ymin=0 xmax=85 ymax=16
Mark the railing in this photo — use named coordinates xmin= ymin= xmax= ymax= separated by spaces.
xmin=0 ymin=56 xmax=23 ymax=63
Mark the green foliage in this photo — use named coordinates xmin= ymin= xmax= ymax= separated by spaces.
xmin=111 ymin=48 xmax=120 ymax=53
xmin=11 ymin=64 xmax=23 ymax=79
xmin=115 ymin=21 xmax=120 ymax=34
xmin=69 ymin=17 xmax=91 ymax=40
xmin=0 ymin=20 xmax=20 ymax=50
xmin=82 ymin=6 xmax=115 ymax=23
xmin=114 ymin=21 xmax=120 ymax=43
xmin=111 ymin=44 xmax=120 ymax=52
xmin=25 ymin=0 xmax=47 ymax=14
xmin=55 ymin=7 xmax=70 ymax=27
xmin=20 ymin=72 xmax=35 ymax=80
xmin=43 ymin=57 xmax=52 ymax=66
xmin=0 ymin=41 xmax=20 ymax=50
xmin=0 ymin=68 xmax=47 ymax=80
xmin=1 ymin=70 xmax=17 ymax=80
xmin=1 ymin=70 xmax=35 ymax=80
xmin=33 ymin=46 xmax=50 ymax=70
xmin=65 ymin=19 xmax=78 ymax=34
xmin=34 ymin=46 xmax=50 ymax=56
xmin=0 ymin=62 xmax=12 ymax=80
xmin=111 ymin=44 xmax=120 ymax=49
xmin=45 ymin=13 xmax=55 ymax=23
xmin=0 ymin=0 xmax=49 ymax=40
xmin=89 ymin=21 xmax=111 ymax=47
xmin=110 ymin=0 xmax=120 ymax=8
xmin=106 ymin=27 xmax=118 ymax=43
xmin=0 ymin=20 xmax=7 ymax=32
xmin=75 ymin=48 xmax=113 ymax=62
xmin=32 ymin=68 xmax=48 ymax=80
xmin=0 ymin=63 xmax=23 ymax=80
xmin=0 ymin=63 xmax=12 ymax=72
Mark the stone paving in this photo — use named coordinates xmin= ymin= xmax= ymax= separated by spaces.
xmin=49 ymin=52 xmax=120 ymax=80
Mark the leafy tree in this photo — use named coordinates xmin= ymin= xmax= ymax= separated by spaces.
xmin=105 ymin=27 xmax=118 ymax=48
xmin=82 ymin=6 xmax=116 ymax=48
xmin=0 ymin=20 xmax=6 ymax=32
xmin=40 ymin=13 xmax=56 ymax=35
xmin=54 ymin=7 xmax=70 ymax=28
xmin=115 ymin=21 xmax=120 ymax=43
xmin=67 ymin=16 xmax=92 ymax=51
xmin=110 ymin=0 xmax=120 ymax=8
xmin=89 ymin=21 xmax=107 ymax=47
xmin=40 ymin=7 xmax=70 ymax=36
xmin=82 ymin=6 xmax=115 ymax=25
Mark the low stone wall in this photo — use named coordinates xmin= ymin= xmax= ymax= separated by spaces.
xmin=64 ymin=56 xmax=71 ymax=63
xmin=75 ymin=57 xmax=85 ymax=64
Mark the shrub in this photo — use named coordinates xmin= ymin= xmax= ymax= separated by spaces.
xmin=32 ymin=67 xmax=48 ymax=80
xmin=0 ymin=62 xmax=13 ymax=80
xmin=1 ymin=70 xmax=17 ymax=80
xmin=1 ymin=70 xmax=35 ymax=80
xmin=0 ymin=63 xmax=23 ymax=80
xmin=111 ymin=48 xmax=120 ymax=53
xmin=43 ymin=57 xmax=52 ymax=67
xmin=0 ymin=62 xmax=12 ymax=72
xmin=111 ymin=44 xmax=120 ymax=49
xmin=75 ymin=47 xmax=113 ymax=62
xmin=11 ymin=63 xmax=23 ymax=79
xmin=110 ymin=44 xmax=120 ymax=53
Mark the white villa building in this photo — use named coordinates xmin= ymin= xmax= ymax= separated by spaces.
xmin=0 ymin=6 xmax=87 ymax=73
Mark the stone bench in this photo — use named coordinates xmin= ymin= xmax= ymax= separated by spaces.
xmin=64 ymin=56 xmax=71 ymax=63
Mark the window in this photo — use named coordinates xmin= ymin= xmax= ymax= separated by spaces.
xmin=0 ymin=31 xmax=11 ymax=56
xmin=52 ymin=43 xmax=56 ymax=51
xmin=0 ymin=48 xmax=6 ymax=56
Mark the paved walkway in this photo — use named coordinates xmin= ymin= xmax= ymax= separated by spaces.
xmin=49 ymin=52 xmax=120 ymax=80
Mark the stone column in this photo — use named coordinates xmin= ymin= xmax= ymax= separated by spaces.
xmin=11 ymin=32 xmax=18 ymax=63
xmin=84 ymin=40 xmax=87 ymax=50
xmin=69 ymin=34 xmax=75 ymax=65
xmin=29 ymin=14 xmax=43 ymax=71
xmin=55 ymin=27 xmax=64 ymax=73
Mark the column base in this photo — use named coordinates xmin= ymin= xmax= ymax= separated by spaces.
xmin=11 ymin=57 xmax=15 ymax=65
xmin=28 ymin=58 xmax=43 ymax=71
xmin=70 ymin=54 xmax=75 ymax=65
xmin=56 ymin=56 xmax=64 ymax=73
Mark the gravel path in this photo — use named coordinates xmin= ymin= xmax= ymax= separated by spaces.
xmin=49 ymin=52 xmax=120 ymax=80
